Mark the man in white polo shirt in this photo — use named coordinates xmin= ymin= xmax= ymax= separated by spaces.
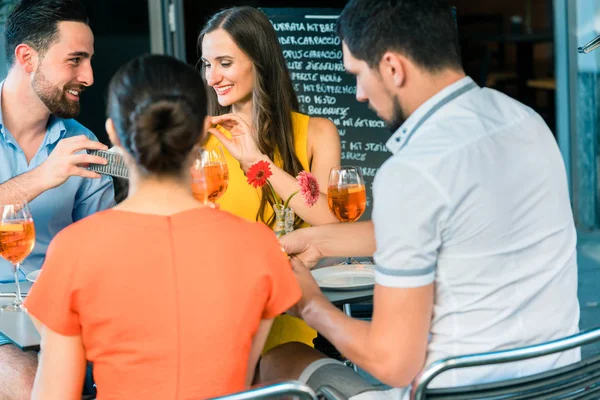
xmin=261 ymin=0 xmax=580 ymax=398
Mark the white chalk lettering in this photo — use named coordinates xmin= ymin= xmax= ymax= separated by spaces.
xmin=365 ymin=142 xmax=388 ymax=152
xmin=272 ymin=22 xmax=306 ymax=32
xmin=307 ymin=106 xmax=350 ymax=119
xmin=306 ymin=23 xmax=336 ymax=33
xmin=353 ymin=118 xmax=386 ymax=128
xmin=342 ymin=118 xmax=354 ymax=127
xmin=305 ymin=61 xmax=346 ymax=72
xmin=319 ymin=74 xmax=342 ymax=83
xmin=284 ymin=50 xmax=303 ymax=59
xmin=278 ymin=36 xmax=341 ymax=46
xmin=287 ymin=61 xmax=303 ymax=70
xmin=283 ymin=50 xmax=342 ymax=60
xmin=315 ymin=84 xmax=356 ymax=95
xmin=298 ymin=95 xmax=311 ymax=104
xmin=312 ymin=95 xmax=336 ymax=105
xmin=350 ymin=141 xmax=363 ymax=151
xmin=342 ymin=152 xmax=367 ymax=161
xmin=291 ymin=72 xmax=318 ymax=82
xmin=305 ymin=50 xmax=342 ymax=59
xmin=361 ymin=167 xmax=379 ymax=177
xmin=298 ymin=83 xmax=356 ymax=95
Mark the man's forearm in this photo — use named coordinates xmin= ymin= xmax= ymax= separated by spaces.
xmin=300 ymin=283 xmax=434 ymax=387
xmin=302 ymin=296 xmax=383 ymax=377
xmin=316 ymin=220 xmax=376 ymax=258
xmin=0 ymin=168 xmax=49 ymax=203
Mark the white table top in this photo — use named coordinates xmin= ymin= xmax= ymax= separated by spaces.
xmin=314 ymin=257 xmax=375 ymax=306
xmin=0 ymin=281 xmax=40 ymax=351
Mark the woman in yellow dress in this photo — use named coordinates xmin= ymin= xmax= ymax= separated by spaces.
xmin=198 ymin=6 xmax=341 ymax=356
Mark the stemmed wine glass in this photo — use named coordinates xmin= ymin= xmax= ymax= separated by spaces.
xmin=0 ymin=201 xmax=35 ymax=312
xmin=190 ymin=145 xmax=229 ymax=206
xmin=190 ymin=162 xmax=209 ymax=205
xmin=328 ymin=166 xmax=367 ymax=265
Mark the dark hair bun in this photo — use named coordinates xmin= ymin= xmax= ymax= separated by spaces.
xmin=107 ymin=55 xmax=208 ymax=176
xmin=132 ymin=97 xmax=197 ymax=175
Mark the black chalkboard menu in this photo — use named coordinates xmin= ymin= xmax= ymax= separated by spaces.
xmin=262 ymin=8 xmax=393 ymax=220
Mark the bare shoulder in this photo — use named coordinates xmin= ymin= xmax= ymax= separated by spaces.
xmin=307 ymin=116 xmax=340 ymax=152
xmin=307 ymin=116 xmax=339 ymax=138
xmin=304 ymin=116 xmax=340 ymax=163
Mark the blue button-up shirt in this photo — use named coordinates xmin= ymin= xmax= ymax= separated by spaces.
xmin=0 ymin=108 xmax=115 ymax=282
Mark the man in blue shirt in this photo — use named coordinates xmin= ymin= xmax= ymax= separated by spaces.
xmin=0 ymin=1 xmax=115 ymax=398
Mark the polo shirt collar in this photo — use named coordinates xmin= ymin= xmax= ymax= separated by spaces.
xmin=46 ymin=115 xmax=67 ymax=145
xmin=386 ymin=76 xmax=476 ymax=154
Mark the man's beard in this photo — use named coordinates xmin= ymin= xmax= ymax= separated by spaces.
xmin=32 ymin=69 xmax=82 ymax=119
xmin=385 ymin=95 xmax=406 ymax=133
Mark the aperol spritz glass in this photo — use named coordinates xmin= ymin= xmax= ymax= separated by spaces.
xmin=191 ymin=146 xmax=229 ymax=206
xmin=0 ymin=201 xmax=35 ymax=312
xmin=328 ymin=166 xmax=367 ymax=265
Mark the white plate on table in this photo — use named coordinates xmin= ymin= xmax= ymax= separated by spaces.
xmin=25 ymin=269 xmax=41 ymax=283
xmin=311 ymin=264 xmax=375 ymax=291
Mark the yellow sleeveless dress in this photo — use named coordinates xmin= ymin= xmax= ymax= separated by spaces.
xmin=205 ymin=112 xmax=317 ymax=354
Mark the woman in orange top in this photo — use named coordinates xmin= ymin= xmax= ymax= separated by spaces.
xmin=199 ymin=6 xmax=341 ymax=354
xmin=25 ymin=55 xmax=300 ymax=399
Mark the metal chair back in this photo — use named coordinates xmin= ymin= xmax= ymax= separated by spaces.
xmin=412 ymin=327 xmax=600 ymax=400
xmin=209 ymin=380 xmax=317 ymax=400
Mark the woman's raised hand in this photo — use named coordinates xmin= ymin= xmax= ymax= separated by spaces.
xmin=207 ymin=114 xmax=268 ymax=171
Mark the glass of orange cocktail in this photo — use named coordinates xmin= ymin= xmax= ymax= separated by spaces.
xmin=191 ymin=146 xmax=229 ymax=206
xmin=327 ymin=166 xmax=367 ymax=265
xmin=0 ymin=201 xmax=35 ymax=311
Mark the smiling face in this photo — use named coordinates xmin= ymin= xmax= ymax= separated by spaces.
xmin=201 ymin=28 xmax=255 ymax=108
xmin=31 ymin=21 xmax=94 ymax=118
xmin=342 ymin=42 xmax=407 ymax=132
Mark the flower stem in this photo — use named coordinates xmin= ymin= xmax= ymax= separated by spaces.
xmin=283 ymin=190 xmax=299 ymax=209
xmin=267 ymin=182 xmax=281 ymax=206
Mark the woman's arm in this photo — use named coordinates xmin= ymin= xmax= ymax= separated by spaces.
xmin=208 ymin=114 xmax=341 ymax=226
xmin=31 ymin=320 xmax=86 ymax=400
xmin=246 ymin=319 xmax=275 ymax=386
xmin=267 ymin=117 xmax=341 ymax=225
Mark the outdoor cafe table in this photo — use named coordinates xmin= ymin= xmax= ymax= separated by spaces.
xmin=0 ymin=260 xmax=374 ymax=352
xmin=314 ymin=257 xmax=375 ymax=307
xmin=0 ymin=281 xmax=39 ymax=351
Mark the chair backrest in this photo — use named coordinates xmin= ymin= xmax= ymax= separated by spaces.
xmin=209 ymin=380 xmax=317 ymax=400
xmin=412 ymin=327 xmax=600 ymax=400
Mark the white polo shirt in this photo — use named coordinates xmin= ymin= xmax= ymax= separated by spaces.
xmin=372 ymin=77 xmax=580 ymax=389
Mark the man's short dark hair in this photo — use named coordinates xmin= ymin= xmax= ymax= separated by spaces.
xmin=5 ymin=0 xmax=89 ymax=67
xmin=337 ymin=0 xmax=462 ymax=72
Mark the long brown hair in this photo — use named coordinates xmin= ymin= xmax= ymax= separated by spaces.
xmin=198 ymin=6 xmax=304 ymax=227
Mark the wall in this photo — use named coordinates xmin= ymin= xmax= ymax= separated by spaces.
xmin=77 ymin=0 xmax=151 ymax=145
xmin=451 ymin=0 xmax=554 ymax=78
xmin=573 ymin=0 xmax=600 ymax=230
xmin=182 ymin=0 xmax=350 ymax=66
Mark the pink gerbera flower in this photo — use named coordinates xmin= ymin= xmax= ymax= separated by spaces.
xmin=246 ymin=161 xmax=320 ymax=212
xmin=296 ymin=171 xmax=320 ymax=207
